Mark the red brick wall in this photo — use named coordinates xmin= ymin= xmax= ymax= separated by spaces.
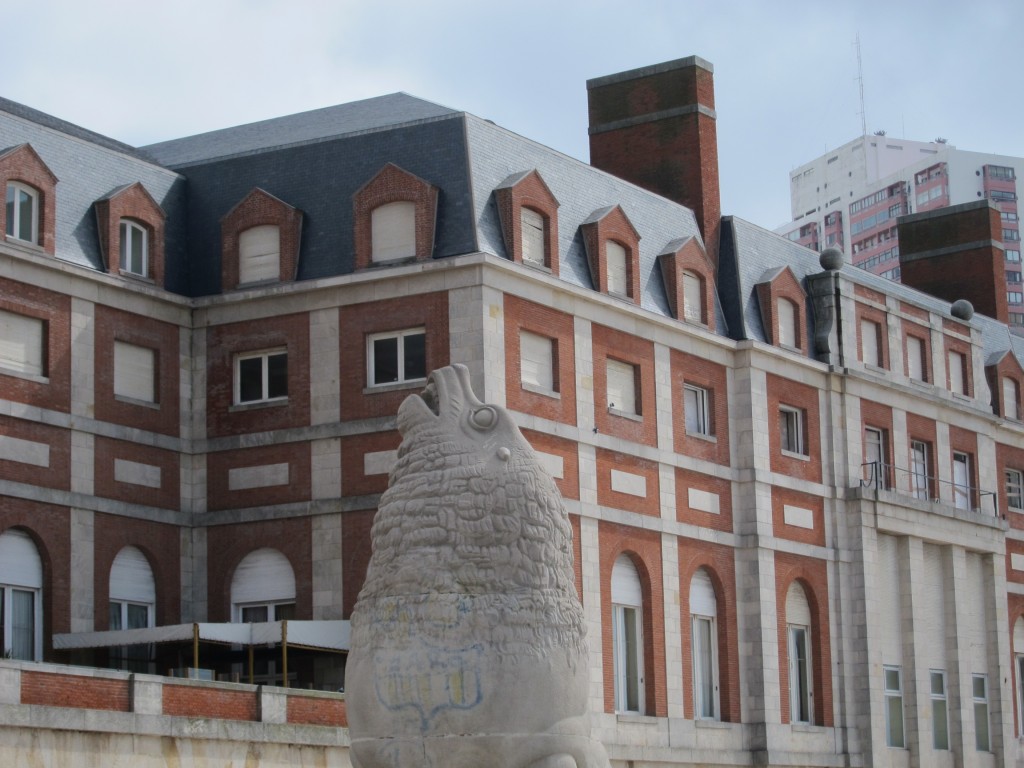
xmin=677 ymin=538 xmax=739 ymax=722
xmin=766 ymin=374 xmax=821 ymax=483
xmin=988 ymin=353 xmax=1024 ymax=420
xmin=998 ymin=441 xmax=1024 ymax=526
xmin=522 ymin=429 xmax=579 ymax=501
xmin=598 ymin=521 xmax=666 ymax=716
xmin=21 ymin=671 xmax=130 ymax=712
xmin=0 ymin=143 xmax=57 ymax=254
xmin=757 ymin=269 xmax=807 ymax=351
xmin=596 ymin=448 xmax=660 ymax=517
xmin=206 ymin=442 xmax=311 ymax=511
xmin=675 ymin=470 xmax=732 ymax=532
xmin=504 ymin=295 xmax=577 ymax=426
xmin=670 ymin=348 xmax=729 ymax=464
xmin=0 ymin=416 xmax=70 ymax=491
xmin=775 ymin=552 xmax=832 ymax=726
xmin=340 ymin=431 xmax=402 ymax=497
xmin=341 ymin=510 xmax=375 ymax=618
xmin=163 ymin=684 xmax=257 ymax=721
xmin=92 ymin=512 xmax=181 ymax=629
xmin=287 ymin=694 xmax=347 ymax=726
xmin=0 ymin=277 xmax=71 ymax=412
xmin=93 ymin=436 xmax=181 ymax=511
xmin=93 ymin=305 xmax=181 ymax=436
xmin=771 ymin=487 xmax=826 ymax=547
xmin=338 ymin=292 xmax=449 ymax=422
xmin=206 ymin=313 xmax=310 ymax=438
xmin=592 ymin=324 xmax=657 ymax=447
xmin=205 ymin=517 xmax=313 ymax=622
xmin=0 ymin=502 xmax=71 ymax=651
xmin=220 ymin=188 xmax=303 ymax=291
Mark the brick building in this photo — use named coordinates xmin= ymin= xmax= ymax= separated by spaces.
xmin=2 ymin=57 xmax=1024 ymax=766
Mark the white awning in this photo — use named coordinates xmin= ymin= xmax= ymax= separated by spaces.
xmin=52 ymin=620 xmax=350 ymax=652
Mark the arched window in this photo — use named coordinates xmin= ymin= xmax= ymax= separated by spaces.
xmin=238 ymin=224 xmax=281 ymax=285
xmin=606 ymin=241 xmax=628 ymax=296
xmin=230 ymin=548 xmax=296 ymax=622
xmin=0 ymin=529 xmax=42 ymax=661
xmin=520 ymin=207 xmax=546 ymax=266
xmin=690 ymin=568 xmax=719 ymax=720
xmin=119 ymin=219 xmax=149 ymax=277
xmin=109 ymin=546 xmax=156 ymax=671
xmin=371 ymin=201 xmax=416 ymax=263
xmin=682 ymin=270 xmax=704 ymax=324
xmin=6 ymin=182 xmax=39 ymax=244
xmin=777 ymin=298 xmax=798 ymax=349
xmin=611 ymin=554 xmax=644 ymax=713
xmin=786 ymin=581 xmax=813 ymax=724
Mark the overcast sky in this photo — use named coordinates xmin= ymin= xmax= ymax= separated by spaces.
xmin=5 ymin=1 xmax=1022 ymax=230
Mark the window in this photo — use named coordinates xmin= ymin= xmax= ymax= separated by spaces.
xmin=1010 ymin=292 xmax=1024 ymax=305
xmin=910 ymin=440 xmax=930 ymax=500
xmin=684 ymin=384 xmax=711 ymax=437
xmin=1006 ymin=468 xmax=1023 ymax=511
xmin=231 ymin=548 xmax=296 ymax=623
xmin=606 ymin=241 xmax=628 ymax=296
xmin=0 ymin=309 xmax=45 ymax=377
xmin=787 ymin=582 xmax=813 ymax=724
xmin=860 ymin=319 xmax=882 ymax=367
xmin=864 ymin=427 xmax=887 ymax=489
xmin=931 ymin=670 xmax=949 ymax=750
xmin=1017 ymin=648 xmax=1024 ymax=737
xmin=953 ymin=451 xmax=972 ymax=510
xmin=5 ymin=182 xmax=38 ymax=244
xmin=690 ymin=569 xmax=719 ymax=720
xmin=113 ymin=341 xmax=156 ymax=403
xmin=367 ymin=329 xmax=426 ymax=387
xmin=238 ymin=224 xmax=281 ymax=284
xmin=777 ymin=298 xmax=797 ymax=348
xmin=519 ymin=330 xmax=555 ymax=392
xmin=520 ymin=207 xmax=545 ymax=266
xmin=234 ymin=349 xmax=287 ymax=404
xmin=611 ymin=555 xmax=644 ymax=714
xmin=0 ymin=530 xmax=42 ymax=661
xmin=606 ymin=358 xmax=638 ymax=415
xmin=682 ymin=271 xmax=703 ymax=323
xmin=883 ymin=666 xmax=905 ymax=747
xmin=119 ymin=220 xmax=148 ymax=277
xmin=973 ymin=674 xmax=990 ymax=751
xmin=1007 ymin=249 xmax=1021 ymax=263
xmin=109 ymin=546 xmax=155 ymax=672
xmin=1009 ymin=271 xmax=1023 ymax=283
xmin=1004 ymin=377 xmax=1020 ymax=420
xmin=779 ymin=406 xmax=805 ymax=456
xmin=906 ymin=335 xmax=926 ymax=381
xmin=948 ymin=350 xmax=967 ymax=394
xmin=1004 ymin=228 xmax=1021 ymax=241
xmin=371 ymin=201 xmax=416 ymax=262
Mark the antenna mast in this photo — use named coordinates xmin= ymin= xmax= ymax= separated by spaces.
xmin=855 ymin=33 xmax=867 ymax=137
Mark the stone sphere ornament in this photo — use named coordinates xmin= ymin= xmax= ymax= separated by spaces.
xmin=347 ymin=365 xmax=610 ymax=768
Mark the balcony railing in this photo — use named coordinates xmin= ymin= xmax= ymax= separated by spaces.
xmin=860 ymin=461 xmax=998 ymax=516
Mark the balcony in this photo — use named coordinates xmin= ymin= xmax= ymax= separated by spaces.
xmin=860 ymin=461 xmax=998 ymax=517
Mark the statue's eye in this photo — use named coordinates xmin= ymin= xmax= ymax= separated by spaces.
xmin=469 ymin=406 xmax=497 ymax=430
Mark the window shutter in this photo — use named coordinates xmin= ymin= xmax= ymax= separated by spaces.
xmin=230 ymin=548 xmax=296 ymax=606
xmin=114 ymin=341 xmax=156 ymax=402
xmin=0 ymin=309 xmax=44 ymax=376
xmin=520 ymin=208 xmax=545 ymax=265
xmin=683 ymin=272 xmax=702 ymax=322
xmin=520 ymin=330 xmax=553 ymax=390
xmin=785 ymin=581 xmax=811 ymax=627
xmin=109 ymin=546 xmax=156 ymax=604
xmin=907 ymin=336 xmax=924 ymax=380
xmin=606 ymin=359 xmax=636 ymax=413
xmin=0 ymin=530 xmax=42 ymax=588
xmin=689 ymin=569 xmax=717 ymax=617
xmin=877 ymin=535 xmax=902 ymax=664
xmin=948 ymin=351 xmax=965 ymax=394
xmin=1004 ymin=378 xmax=1019 ymax=419
xmin=777 ymin=299 xmax=796 ymax=347
xmin=611 ymin=555 xmax=642 ymax=607
xmin=239 ymin=225 xmax=281 ymax=284
xmin=371 ymin=201 xmax=416 ymax=262
xmin=606 ymin=241 xmax=628 ymax=295
xmin=861 ymin=320 xmax=880 ymax=366
xmin=920 ymin=544 xmax=948 ymax=668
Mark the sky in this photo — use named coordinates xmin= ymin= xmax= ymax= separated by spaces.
xmin=4 ymin=1 xmax=1023 ymax=231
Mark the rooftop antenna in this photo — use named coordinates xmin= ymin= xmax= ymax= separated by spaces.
xmin=855 ymin=33 xmax=867 ymax=138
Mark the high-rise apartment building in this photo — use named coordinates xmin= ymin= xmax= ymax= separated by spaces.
xmin=778 ymin=136 xmax=1024 ymax=323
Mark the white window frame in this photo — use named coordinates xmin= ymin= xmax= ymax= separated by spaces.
xmin=883 ymin=665 xmax=905 ymax=748
xmin=1007 ymin=468 xmax=1024 ymax=511
xmin=779 ymin=406 xmax=805 ymax=456
xmin=520 ymin=207 xmax=545 ymax=266
xmin=366 ymin=328 xmax=427 ymax=388
xmin=864 ymin=427 xmax=887 ymax=489
xmin=612 ymin=604 xmax=644 ymax=714
xmin=371 ymin=201 xmax=416 ymax=263
xmin=0 ymin=530 xmax=43 ymax=662
xmin=0 ymin=308 xmax=45 ymax=378
xmin=931 ymin=670 xmax=949 ymax=750
xmin=788 ymin=624 xmax=813 ymax=724
xmin=233 ymin=348 xmax=288 ymax=405
xmin=906 ymin=335 xmax=926 ymax=382
xmin=119 ymin=219 xmax=149 ymax=277
xmin=973 ymin=673 xmax=990 ymax=752
xmin=519 ymin=329 xmax=555 ymax=393
xmin=910 ymin=440 xmax=930 ymax=500
xmin=692 ymin=614 xmax=719 ymax=721
xmin=6 ymin=182 xmax=39 ymax=244
xmin=606 ymin=240 xmax=628 ymax=296
xmin=684 ymin=384 xmax=711 ymax=437
xmin=235 ymin=600 xmax=297 ymax=624
xmin=953 ymin=451 xmax=972 ymax=511
xmin=682 ymin=270 xmax=703 ymax=323
xmin=1004 ymin=377 xmax=1020 ymax=420
xmin=606 ymin=358 xmax=638 ymax=416
xmin=777 ymin=298 xmax=798 ymax=348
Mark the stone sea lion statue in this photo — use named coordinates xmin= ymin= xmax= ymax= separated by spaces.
xmin=346 ymin=364 xmax=610 ymax=768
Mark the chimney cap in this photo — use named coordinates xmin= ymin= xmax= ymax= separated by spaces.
xmin=819 ymin=248 xmax=844 ymax=272
xmin=951 ymin=299 xmax=974 ymax=321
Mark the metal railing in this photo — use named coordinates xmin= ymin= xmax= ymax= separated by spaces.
xmin=860 ymin=461 xmax=998 ymax=517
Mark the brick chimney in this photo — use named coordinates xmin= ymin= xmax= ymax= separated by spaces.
xmin=587 ymin=56 xmax=721 ymax=266
xmin=898 ymin=200 xmax=1008 ymax=322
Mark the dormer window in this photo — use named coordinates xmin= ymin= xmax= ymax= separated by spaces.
xmin=119 ymin=220 xmax=148 ymax=277
xmin=371 ymin=201 xmax=416 ymax=263
xmin=238 ymin=225 xmax=281 ymax=285
xmin=1004 ymin=377 xmax=1020 ymax=420
xmin=606 ymin=241 xmax=629 ymax=296
xmin=494 ymin=170 xmax=560 ymax=274
xmin=778 ymin=299 xmax=797 ymax=348
xmin=683 ymin=270 xmax=704 ymax=323
xmin=581 ymin=205 xmax=641 ymax=304
xmin=354 ymin=164 xmax=438 ymax=270
xmin=521 ymin=207 xmax=545 ymax=266
xmin=6 ymin=182 xmax=38 ymax=244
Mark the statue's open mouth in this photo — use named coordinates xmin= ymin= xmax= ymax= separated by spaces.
xmin=420 ymin=379 xmax=440 ymax=416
